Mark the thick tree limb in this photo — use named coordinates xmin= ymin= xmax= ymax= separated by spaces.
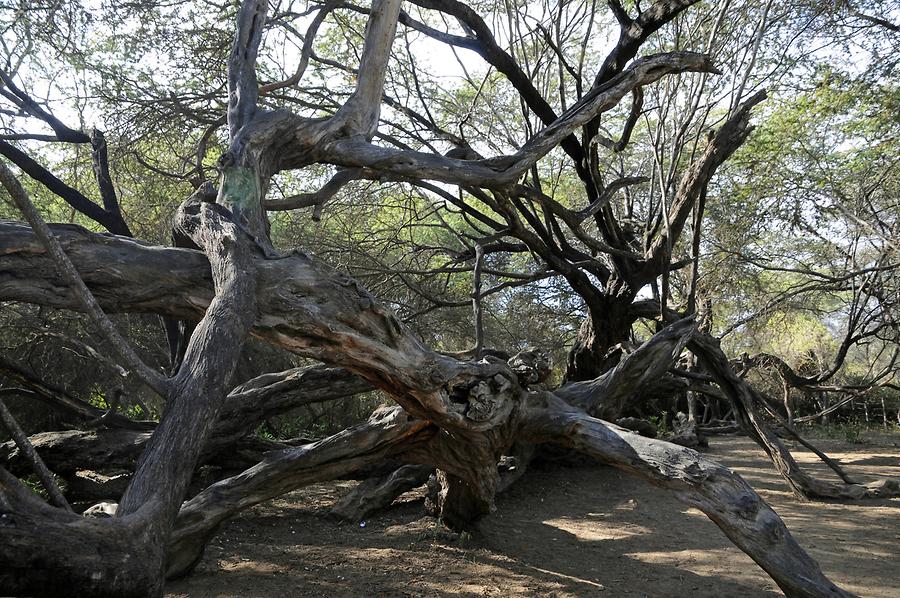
xmin=521 ymin=397 xmax=854 ymax=598
xmin=0 ymin=356 xmax=151 ymax=429
xmin=328 ymin=463 xmax=433 ymax=522
xmin=166 ymin=405 xmax=434 ymax=577
xmin=0 ymin=222 xmax=854 ymax=595
xmin=556 ymin=317 xmax=695 ymax=418
xmin=0 ymin=365 xmax=372 ymax=478
xmin=0 ymin=201 xmax=261 ymax=595
xmin=321 ymin=52 xmax=718 ymax=188
xmin=226 ymin=0 xmax=266 ymax=140
xmin=0 ymin=220 xmax=518 ymax=433
xmin=0 ymin=161 xmax=168 ymax=395
xmin=332 ymin=0 xmax=401 ymax=138
xmin=1 ymin=18 xmax=273 ymax=574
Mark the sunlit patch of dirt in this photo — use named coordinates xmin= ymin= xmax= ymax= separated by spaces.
xmin=167 ymin=434 xmax=900 ymax=597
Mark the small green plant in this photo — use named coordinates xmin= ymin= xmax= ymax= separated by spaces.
xmin=255 ymin=424 xmax=277 ymax=441
xmin=841 ymin=424 xmax=864 ymax=444
xmin=21 ymin=475 xmax=48 ymax=500
xmin=88 ymin=385 xmax=107 ymax=409
xmin=648 ymin=414 xmax=667 ymax=437
xmin=20 ymin=473 xmax=67 ymax=500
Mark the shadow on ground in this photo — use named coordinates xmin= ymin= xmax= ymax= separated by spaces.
xmin=166 ymin=434 xmax=900 ymax=597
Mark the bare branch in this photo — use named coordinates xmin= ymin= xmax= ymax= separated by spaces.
xmin=332 ymin=0 xmax=402 ymax=138
xmin=226 ymin=0 xmax=268 ymax=140
xmin=0 ymin=389 xmax=72 ymax=511
xmin=0 ymin=161 xmax=168 ymax=396
xmin=321 ymin=53 xmax=718 ymax=188
xmin=263 ymin=168 xmax=362 ymax=215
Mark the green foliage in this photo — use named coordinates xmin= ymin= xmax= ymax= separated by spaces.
xmin=647 ymin=415 xmax=668 ymax=437
xmin=20 ymin=473 xmax=67 ymax=501
xmin=0 ymin=0 xmax=897 ymax=450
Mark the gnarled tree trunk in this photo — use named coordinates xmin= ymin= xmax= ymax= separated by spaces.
xmin=0 ymin=2 xmax=865 ymax=597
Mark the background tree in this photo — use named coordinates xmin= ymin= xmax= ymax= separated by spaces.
xmin=0 ymin=0 xmax=898 ymax=596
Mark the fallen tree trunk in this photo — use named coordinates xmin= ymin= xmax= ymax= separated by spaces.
xmin=161 ymin=389 xmax=855 ymax=598
xmin=1 ymin=365 xmax=371 ymax=479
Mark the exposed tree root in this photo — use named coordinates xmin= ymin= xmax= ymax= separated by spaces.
xmin=328 ymin=464 xmax=433 ymax=523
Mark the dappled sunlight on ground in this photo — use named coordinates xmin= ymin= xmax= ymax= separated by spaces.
xmin=166 ymin=433 xmax=900 ymax=597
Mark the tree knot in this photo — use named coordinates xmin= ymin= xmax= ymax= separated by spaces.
xmin=507 ymin=348 xmax=552 ymax=387
xmin=446 ymin=373 xmax=515 ymax=423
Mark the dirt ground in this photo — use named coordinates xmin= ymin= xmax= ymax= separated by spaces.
xmin=166 ymin=433 xmax=900 ymax=597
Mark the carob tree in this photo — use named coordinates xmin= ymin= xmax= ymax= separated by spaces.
xmin=0 ymin=0 xmax=878 ymax=596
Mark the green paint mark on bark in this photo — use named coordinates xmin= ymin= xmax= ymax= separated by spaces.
xmin=220 ymin=166 xmax=260 ymax=211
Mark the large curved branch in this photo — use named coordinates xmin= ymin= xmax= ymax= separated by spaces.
xmin=521 ymin=398 xmax=853 ymax=598
xmin=0 ymin=196 xmax=262 ymax=596
xmin=0 ymin=220 xmax=516 ymax=434
xmin=166 ymin=405 xmax=434 ymax=577
xmin=318 ymin=52 xmax=718 ymax=188
xmin=556 ymin=317 xmax=695 ymax=419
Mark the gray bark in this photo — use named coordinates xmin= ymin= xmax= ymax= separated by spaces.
xmin=0 ymin=2 xmax=859 ymax=594
xmin=167 ymin=405 xmax=433 ymax=577
xmin=0 ymin=220 xmax=860 ymax=595
xmin=521 ymin=395 xmax=854 ymax=598
xmin=329 ymin=464 xmax=433 ymax=523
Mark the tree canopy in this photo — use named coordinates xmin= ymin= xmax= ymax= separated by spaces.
xmin=0 ymin=0 xmax=898 ymax=596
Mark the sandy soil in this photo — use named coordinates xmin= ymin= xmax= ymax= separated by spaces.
xmin=166 ymin=434 xmax=900 ymax=597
